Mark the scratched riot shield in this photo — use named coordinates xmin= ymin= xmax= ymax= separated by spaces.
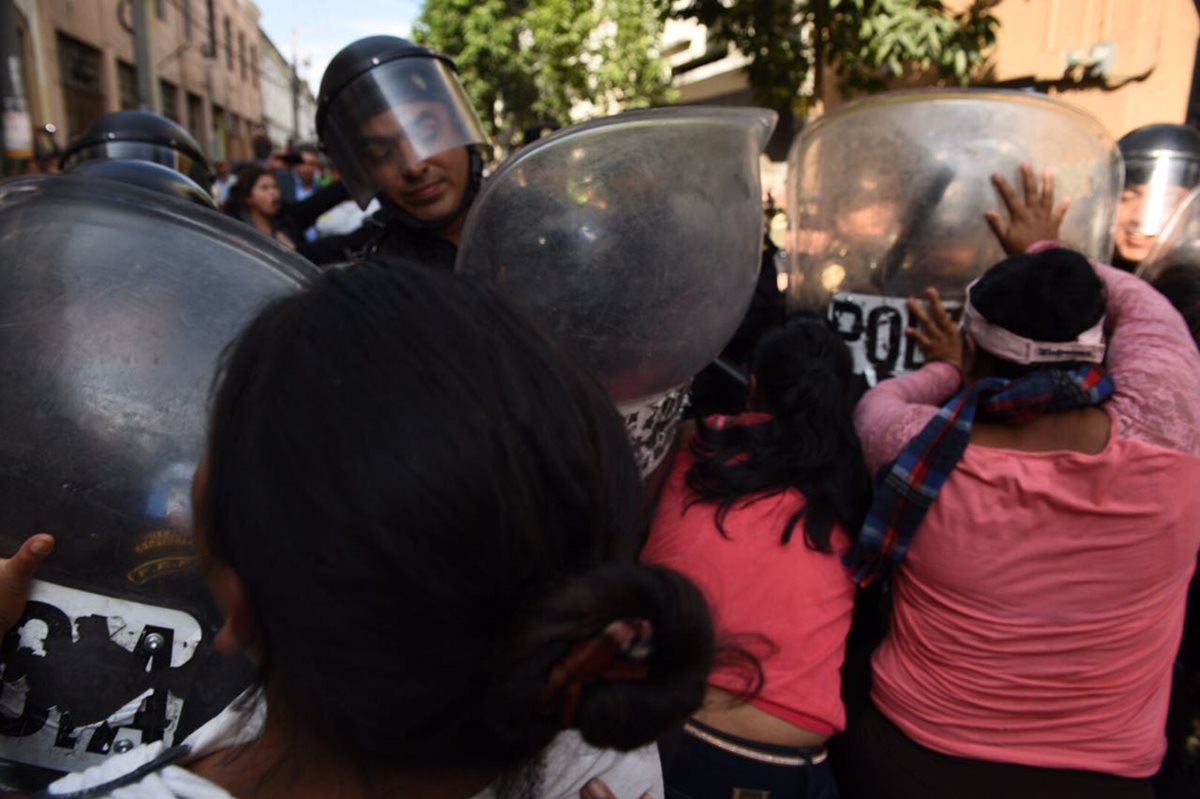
xmin=456 ymin=107 xmax=776 ymax=475
xmin=1138 ymin=187 xmax=1200 ymax=342
xmin=786 ymin=89 xmax=1120 ymax=381
xmin=0 ymin=174 xmax=316 ymax=788
xmin=1140 ymin=187 xmax=1200 ymax=282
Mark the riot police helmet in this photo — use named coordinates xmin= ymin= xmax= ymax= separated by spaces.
xmin=60 ymin=110 xmax=212 ymax=190
xmin=1115 ymin=124 xmax=1200 ymax=265
xmin=315 ymin=36 xmax=489 ymax=215
xmin=70 ymin=159 xmax=217 ymax=209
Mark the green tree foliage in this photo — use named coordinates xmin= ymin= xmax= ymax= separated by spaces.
xmin=680 ymin=0 xmax=1000 ymax=116
xmin=415 ymin=0 xmax=674 ymax=149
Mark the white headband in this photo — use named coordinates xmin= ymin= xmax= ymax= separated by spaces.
xmin=961 ymin=280 xmax=1106 ymax=365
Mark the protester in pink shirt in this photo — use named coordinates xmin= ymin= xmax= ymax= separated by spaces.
xmin=841 ymin=171 xmax=1200 ymax=799
xmin=642 ymin=321 xmax=870 ymax=799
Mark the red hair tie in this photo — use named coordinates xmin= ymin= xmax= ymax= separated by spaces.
xmin=540 ymin=619 xmax=654 ymax=728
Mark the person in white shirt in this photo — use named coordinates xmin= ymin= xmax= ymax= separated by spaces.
xmin=211 ymin=160 xmax=236 ymax=207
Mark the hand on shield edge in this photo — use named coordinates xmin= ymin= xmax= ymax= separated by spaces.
xmin=581 ymin=779 xmax=652 ymax=799
xmin=0 ymin=533 xmax=54 ymax=636
xmin=907 ymin=288 xmax=964 ymax=370
xmin=984 ymin=163 xmax=1071 ymax=257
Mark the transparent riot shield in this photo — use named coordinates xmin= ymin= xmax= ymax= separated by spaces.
xmin=456 ymin=107 xmax=776 ymax=475
xmin=1140 ymin=186 xmax=1200 ymax=283
xmin=787 ymin=89 xmax=1121 ymax=381
xmin=0 ymin=174 xmax=317 ymax=788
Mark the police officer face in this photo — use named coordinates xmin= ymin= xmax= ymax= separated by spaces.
xmin=296 ymin=151 xmax=320 ymax=185
xmin=1115 ymin=183 xmax=1190 ymax=264
xmin=359 ymin=102 xmax=470 ymax=226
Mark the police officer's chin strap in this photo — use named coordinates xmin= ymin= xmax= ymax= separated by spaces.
xmin=1111 ymin=248 xmax=1141 ymax=274
xmin=378 ymin=146 xmax=485 ymax=235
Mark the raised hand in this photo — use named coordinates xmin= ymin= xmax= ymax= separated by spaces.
xmin=906 ymin=287 xmax=963 ymax=369
xmin=984 ymin=162 xmax=1071 ymax=257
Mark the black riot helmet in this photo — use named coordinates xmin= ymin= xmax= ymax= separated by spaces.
xmin=61 ymin=110 xmax=213 ymax=190
xmin=1118 ymin=124 xmax=1200 ymax=238
xmin=70 ymin=159 xmax=217 ymax=209
xmin=316 ymin=36 xmax=489 ymax=216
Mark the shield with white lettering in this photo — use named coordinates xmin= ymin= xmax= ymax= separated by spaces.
xmin=0 ymin=174 xmax=316 ymax=788
xmin=786 ymin=89 xmax=1120 ymax=381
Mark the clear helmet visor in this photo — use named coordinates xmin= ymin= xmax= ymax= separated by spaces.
xmin=1120 ymin=155 xmax=1200 ymax=239
xmin=322 ymin=59 xmax=489 ymax=209
xmin=1138 ymin=186 xmax=1200 ymax=281
xmin=63 ymin=141 xmax=209 ymax=188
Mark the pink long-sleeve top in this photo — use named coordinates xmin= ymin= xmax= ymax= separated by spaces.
xmin=853 ymin=263 xmax=1200 ymax=777
xmin=641 ymin=445 xmax=856 ymax=736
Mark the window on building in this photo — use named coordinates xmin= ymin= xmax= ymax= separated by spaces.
xmin=224 ymin=16 xmax=233 ymax=70
xmin=250 ymin=46 xmax=259 ymax=88
xmin=56 ymin=33 xmax=105 ymax=139
xmin=183 ymin=0 xmax=192 ymax=41
xmin=205 ymin=0 xmax=216 ymax=57
xmin=117 ymin=60 xmax=139 ymax=110
xmin=229 ymin=111 xmax=242 ymax=159
xmin=156 ymin=0 xmax=167 ymax=21
xmin=160 ymin=79 xmax=180 ymax=122
xmin=239 ymin=31 xmax=247 ymax=80
xmin=187 ymin=92 xmax=205 ymax=150
xmin=212 ymin=104 xmax=227 ymax=160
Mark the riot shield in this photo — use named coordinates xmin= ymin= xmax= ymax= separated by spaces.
xmin=0 ymin=174 xmax=317 ymax=787
xmin=456 ymin=107 xmax=776 ymax=475
xmin=786 ymin=89 xmax=1121 ymax=380
xmin=1140 ymin=186 xmax=1200 ymax=283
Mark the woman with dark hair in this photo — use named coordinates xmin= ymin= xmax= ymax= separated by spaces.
xmin=223 ymin=166 xmax=350 ymax=260
xmin=224 ymin=166 xmax=295 ymax=249
xmin=641 ymin=321 xmax=870 ymax=798
xmin=25 ymin=264 xmax=716 ymax=798
xmin=841 ymin=221 xmax=1200 ymax=797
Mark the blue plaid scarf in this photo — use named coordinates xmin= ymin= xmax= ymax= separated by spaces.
xmin=845 ymin=365 xmax=1114 ymax=586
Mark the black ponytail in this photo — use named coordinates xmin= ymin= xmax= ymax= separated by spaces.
xmin=686 ymin=321 xmax=871 ymax=551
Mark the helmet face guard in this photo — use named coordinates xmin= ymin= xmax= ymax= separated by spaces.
xmin=320 ymin=58 xmax=489 ymax=209
xmin=62 ymin=140 xmax=211 ymax=187
xmin=64 ymin=141 xmax=212 ymax=190
xmin=1122 ymin=154 xmax=1200 ymax=237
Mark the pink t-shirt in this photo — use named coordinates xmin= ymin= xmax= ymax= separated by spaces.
xmin=854 ymin=263 xmax=1200 ymax=777
xmin=641 ymin=444 xmax=856 ymax=736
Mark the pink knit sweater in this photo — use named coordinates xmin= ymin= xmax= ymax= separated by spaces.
xmin=853 ymin=263 xmax=1200 ymax=777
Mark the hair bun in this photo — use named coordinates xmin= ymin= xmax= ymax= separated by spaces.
xmin=484 ymin=564 xmax=715 ymax=755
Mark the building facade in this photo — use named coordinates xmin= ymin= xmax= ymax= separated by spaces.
xmin=13 ymin=0 xmax=264 ymax=163
xmin=666 ymin=0 xmax=1200 ymax=194
xmin=259 ymin=29 xmax=317 ymax=152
